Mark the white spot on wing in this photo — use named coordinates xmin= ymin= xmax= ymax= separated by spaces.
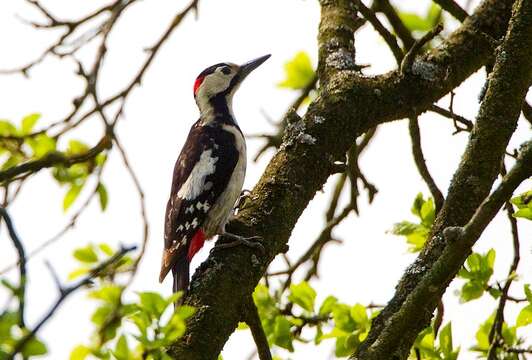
xmin=177 ymin=150 xmax=218 ymax=200
xmin=191 ymin=218 xmax=199 ymax=228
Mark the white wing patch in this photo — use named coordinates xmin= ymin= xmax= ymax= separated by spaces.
xmin=177 ymin=149 xmax=218 ymax=200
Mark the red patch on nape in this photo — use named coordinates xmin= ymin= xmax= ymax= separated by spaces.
xmin=193 ymin=76 xmax=205 ymax=95
xmin=187 ymin=229 xmax=206 ymax=261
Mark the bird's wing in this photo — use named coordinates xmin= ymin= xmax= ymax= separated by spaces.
xmin=159 ymin=123 xmax=240 ymax=282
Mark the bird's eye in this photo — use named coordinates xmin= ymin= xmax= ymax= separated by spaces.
xmin=221 ymin=66 xmax=231 ymax=75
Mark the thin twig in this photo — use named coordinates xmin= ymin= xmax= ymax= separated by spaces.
xmin=429 ymin=104 xmax=474 ymax=132
xmin=355 ymin=0 xmax=403 ymax=64
xmin=401 ymin=24 xmax=444 ymax=74
xmin=373 ymin=0 xmax=415 ymax=50
xmin=433 ymin=0 xmax=469 ymax=22
xmin=113 ymin=137 xmax=149 ymax=285
xmin=251 ymin=75 xmax=318 ymax=161
xmin=0 ymin=133 xmax=112 ymax=184
xmin=0 ymin=166 xmax=107 ymax=275
xmin=487 ymin=164 xmax=522 ymax=359
xmin=7 ymin=244 xmax=137 ymax=359
xmin=244 ymin=297 xmax=272 ymax=360
xmin=408 ymin=117 xmax=445 ymax=212
xmin=0 ymin=208 xmax=27 ymax=327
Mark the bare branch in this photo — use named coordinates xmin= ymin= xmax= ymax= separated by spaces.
xmin=408 ymin=117 xmax=445 ymax=212
xmin=401 ymin=24 xmax=444 ymax=74
xmin=7 ymin=244 xmax=137 ymax=359
xmin=243 ymin=297 xmax=272 ymax=360
xmin=433 ymin=0 xmax=469 ymax=22
xmin=356 ymin=0 xmax=532 ymax=354
xmin=355 ymin=0 xmax=403 ymax=64
xmin=113 ymin=137 xmax=149 ymax=285
xmin=429 ymin=104 xmax=474 ymax=132
xmin=0 ymin=207 xmax=27 ymax=327
xmin=487 ymin=165 xmax=522 ymax=359
xmin=373 ymin=0 xmax=415 ymax=49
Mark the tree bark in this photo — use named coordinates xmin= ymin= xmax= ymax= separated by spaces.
xmin=167 ymin=0 xmax=519 ymax=358
xmin=355 ymin=0 xmax=532 ymax=358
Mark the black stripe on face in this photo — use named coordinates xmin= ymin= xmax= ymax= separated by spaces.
xmin=208 ymin=72 xmax=241 ymax=113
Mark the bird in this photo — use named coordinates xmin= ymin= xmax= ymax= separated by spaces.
xmin=159 ymin=54 xmax=271 ymax=302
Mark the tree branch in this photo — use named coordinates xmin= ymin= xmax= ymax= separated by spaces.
xmin=355 ymin=0 xmax=532 ymax=357
xmin=7 ymin=244 xmax=137 ymax=359
xmin=433 ymin=0 xmax=469 ymax=22
xmin=355 ymin=0 xmax=403 ymax=64
xmin=167 ymin=0 xmax=517 ymax=358
xmin=0 ymin=207 xmax=27 ymax=328
xmin=408 ymin=117 xmax=445 ymax=212
xmin=0 ymin=132 xmax=112 ymax=184
xmin=243 ymin=297 xmax=272 ymax=360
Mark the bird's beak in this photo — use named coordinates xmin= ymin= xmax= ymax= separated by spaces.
xmin=238 ymin=54 xmax=271 ymax=79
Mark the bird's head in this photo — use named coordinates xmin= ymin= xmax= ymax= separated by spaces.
xmin=193 ymin=54 xmax=270 ymax=115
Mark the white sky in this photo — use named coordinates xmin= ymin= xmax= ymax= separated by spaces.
xmin=0 ymin=1 xmax=530 ymax=359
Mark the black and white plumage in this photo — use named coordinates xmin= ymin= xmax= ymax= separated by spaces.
xmin=159 ymin=55 xmax=270 ymax=299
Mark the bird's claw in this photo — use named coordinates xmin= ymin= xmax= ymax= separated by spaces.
xmin=211 ymin=232 xmax=265 ymax=255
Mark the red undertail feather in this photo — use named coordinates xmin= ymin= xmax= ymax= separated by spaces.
xmin=187 ymin=229 xmax=206 ymax=262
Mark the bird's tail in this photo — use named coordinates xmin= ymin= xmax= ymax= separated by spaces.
xmin=172 ymin=259 xmax=190 ymax=307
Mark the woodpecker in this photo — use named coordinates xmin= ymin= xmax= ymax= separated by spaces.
xmin=159 ymin=54 xmax=270 ymax=299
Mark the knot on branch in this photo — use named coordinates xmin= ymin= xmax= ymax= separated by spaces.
xmin=442 ymin=226 xmax=464 ymax=243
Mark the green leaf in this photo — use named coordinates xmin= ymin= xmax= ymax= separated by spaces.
xmin=278 ymin=51 xmax=315 ymax=90
xmin=390 ymin=221 xmax=419 ymax=235
xmin=21 ymin=336 xmax=48 ymax=357
xmin=175 ymin=304 xmax=195 ymax=320
xmin=95 ymin=153 xmax=107 ymax=167
xmin=0 ymin=120 xmax=18 ymax=136
xmin=288 ymin=281 xmax=316 ymax=312
xmin=426 ymin=4 xmax=442 ymax=26
xmin=511 ymin=190 xmax=532 ymax=220
xmin=89 ymin=284 xmax=122 ymax=304
xmin=27 ymin=134 xmax=56 ymax=158
xmin=332 ymin=303 xmax=357 ymax=333
xmin=350 ymin=304 xmax=368 ymax=326
xmin=398 ymin=12 xmax=432 ymax=32
xmin=67 ymin=267 xmax=89 ymax=280
xmin=411 ymin=193 xmax=424 ymax=216
xmin=21 ymin=113 xmax=40 ymax=135
xmin=510 ymin=190 xmax=532 ymax=208
xmin=237 ymin=322 xmax=249 ymax=330
xmin=113 ymin=335 xmax=130 ymax=360
xmin=333 ymin=334 xmax=356 ymax=357
xmin=139 ymin=291 xmax=167 ymax=319
xmin=73 ymin=245 xmax=98 ymax=263
xmin=273 ymin=316 xmax=293 ymax=351
xmin=63 ymin=183 xmax=83 ymax=211
xmin=420 ymin=198 xmax=435 ymax=226
xmin=525 ymin=284 xmax=532 ymax=303
xmin=97 ymin=182 xmax=109 ymax=211
xmin=69 ymin=345 xmax=90 ymax=360
xmin=514 ymin=207 xmax=532 ymax=220
xmin=516 ymin=304 xmax=532 ymax=327
xmin=99 ymin=243 xmax=114 ymax=256
xmin=2 ymin=154 xmax=24 ymax=171
xmin=460 ymin=281 xmax=485 ymax=302
xmin=319 ymin=295 xmax=338 ymax=316
xmin=68 ymin=140 xmax=89 ymax=155
xmin=439 ymin=322 xmax=453 ymax=355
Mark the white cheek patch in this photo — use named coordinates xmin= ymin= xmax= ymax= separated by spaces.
xmin=178 ymin=150 xmax=218 ymax=200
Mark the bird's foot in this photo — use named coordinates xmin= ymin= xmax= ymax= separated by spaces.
xmin=211 ymin=232 xmax=265 ymax=254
